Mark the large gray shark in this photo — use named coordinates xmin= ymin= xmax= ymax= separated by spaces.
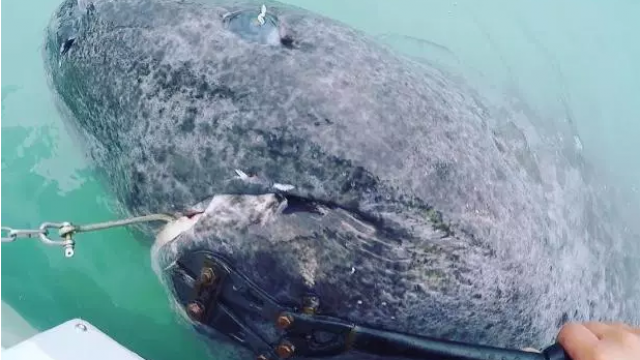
xmin=43 ymin=0 xmax=638 ymax=358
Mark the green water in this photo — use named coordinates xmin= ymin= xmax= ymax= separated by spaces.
xmin=2 ymin=0 xmax=639 ymax=359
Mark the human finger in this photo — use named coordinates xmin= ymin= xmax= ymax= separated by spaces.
xmin=557 ymin=322 xmax=600 ymax=360
xmin=582 ymin=322 xmax=615 ymax=339
xmin=584 ymin=322 xmax=640 ymax=338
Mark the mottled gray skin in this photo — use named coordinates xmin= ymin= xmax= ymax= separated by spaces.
xmin=44 ymin=0 xmax=638 ymax=358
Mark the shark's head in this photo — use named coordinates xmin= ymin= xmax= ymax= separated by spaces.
xmin=43 ymin=1 xmax=639 ymax=359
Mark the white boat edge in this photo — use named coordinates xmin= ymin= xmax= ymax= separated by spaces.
xmin=1 ymin=303 xmax=146 ymax=360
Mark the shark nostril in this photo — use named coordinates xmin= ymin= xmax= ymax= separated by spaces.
xmin=60 ymin=37 xmax=76 ymax=56
xmin=56 ymin=0 xmax=96 ymax=60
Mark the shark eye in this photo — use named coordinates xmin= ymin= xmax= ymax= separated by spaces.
xmin=280 ymin=35 xmax=295 ymax=49
xmin=223 ymin=8 xmax=283 ymax=47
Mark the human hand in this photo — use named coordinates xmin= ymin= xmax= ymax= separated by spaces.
xmin=557 ymin=322 xmax=640 ymax=360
